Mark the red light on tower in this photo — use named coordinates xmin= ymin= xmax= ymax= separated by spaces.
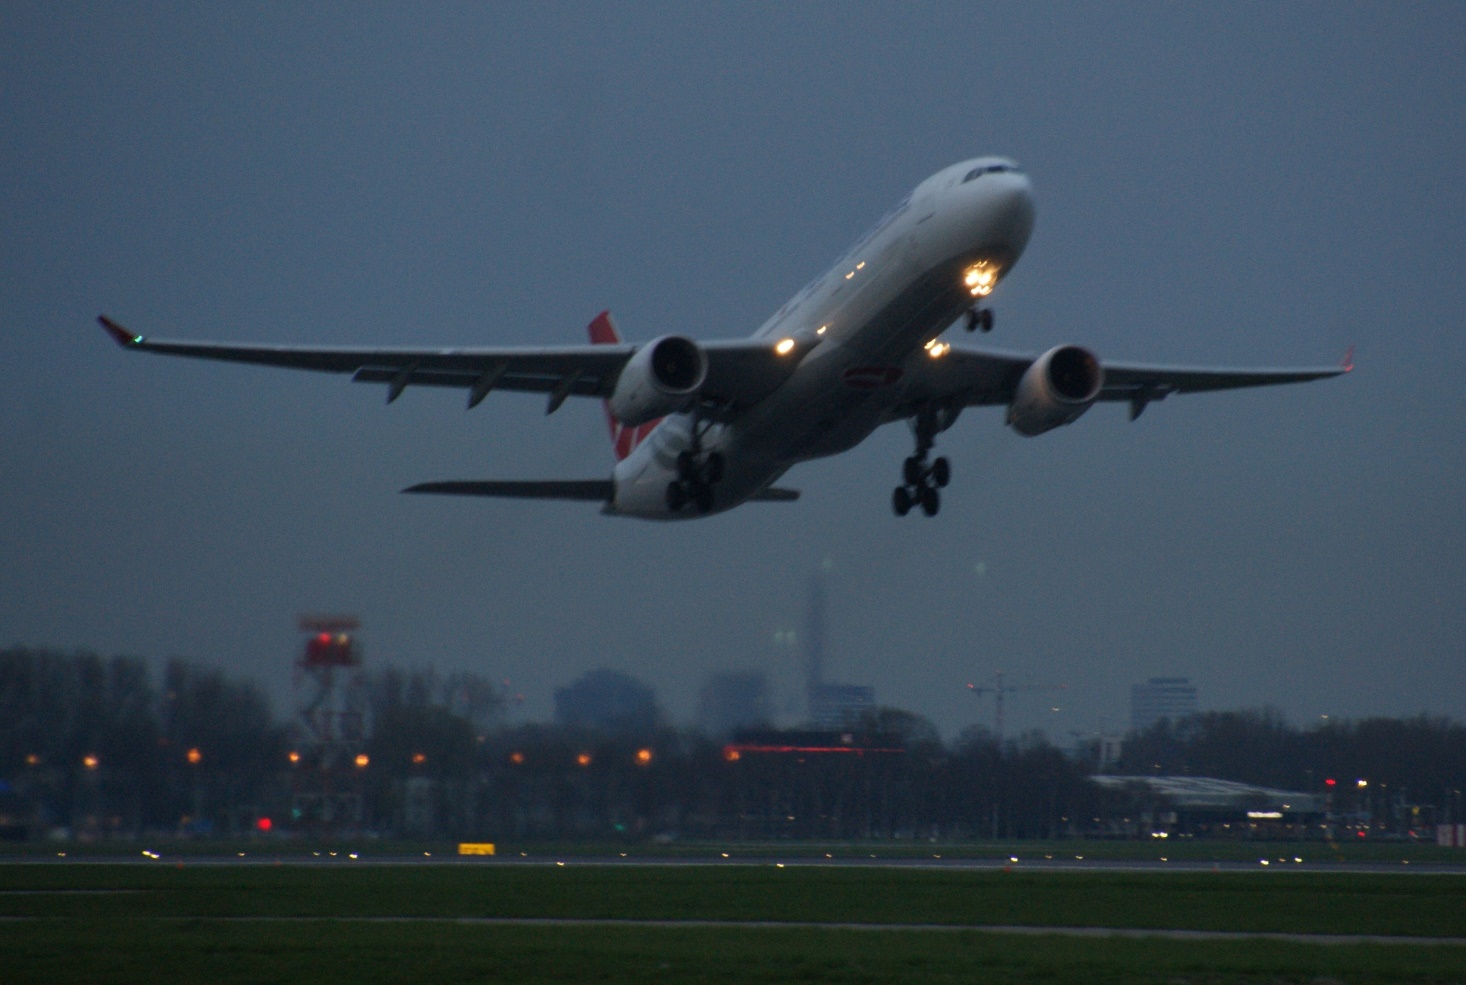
xmin=1325 ymin=778 xmax=1336 ymax=787
xmin=299 ymin=616 xmax=361 ymax=668
xmin=256 ymin=817 xmax=273 ymax=832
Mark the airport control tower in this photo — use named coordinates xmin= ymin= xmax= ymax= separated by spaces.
xmin=291 ymin=615 xmax=368 ymax=831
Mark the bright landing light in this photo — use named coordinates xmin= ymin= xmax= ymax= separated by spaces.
xmin=963 ymin=261 xmax=998 ymax=297
xmin=775 ymin=338 xmax=796 ymax=355
xmin=924 ymin=339 xmax=950 ymax=358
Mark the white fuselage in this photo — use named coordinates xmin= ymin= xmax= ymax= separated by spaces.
xmin=609 ymin=158 xmax=1036 ymax=519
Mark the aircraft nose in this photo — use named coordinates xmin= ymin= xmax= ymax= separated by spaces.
xmin=992 ymin=174 xmax=1036 ymax=247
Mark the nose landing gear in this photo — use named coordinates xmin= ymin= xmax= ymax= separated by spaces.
xmin=964 ymin=307 xmax=994 ymax=333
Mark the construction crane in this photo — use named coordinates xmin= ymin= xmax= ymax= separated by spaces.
xmin=965 ymin=671 xmax=1068 ymax=739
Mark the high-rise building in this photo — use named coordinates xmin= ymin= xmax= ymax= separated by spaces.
xmin=808 ymin=683 xmax=876 ymax=729
xmin=1130 ymin=677 xmax=1198 ymax=731
xmin=697 ymin=671 xmax=771 ymax=738
xmin=803 ymin=567 xmax=876 ymax=727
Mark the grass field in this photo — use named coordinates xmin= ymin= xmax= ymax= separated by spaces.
xmin=3 ymin=863 xmax=1464 ymax=983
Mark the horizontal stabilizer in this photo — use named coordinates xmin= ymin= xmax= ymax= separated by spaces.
xmin=403 ymin=480 xmax=613 ymax=501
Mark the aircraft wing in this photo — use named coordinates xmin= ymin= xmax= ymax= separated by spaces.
xmin=901 ymin=343 xmax=1350 ymax=420
xmin=98 ymin=315 xmax=808 ymax=414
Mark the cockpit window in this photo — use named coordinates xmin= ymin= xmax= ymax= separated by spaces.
xmin=962 ymin=163 xmax=1014 ymax=183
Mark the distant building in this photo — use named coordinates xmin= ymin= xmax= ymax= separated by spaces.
xmin=803 ymin=569 xmax=875 ymax=729
xmin=697 ymin=671 xmax=771 ymax=738
xmin=554 ymin=668 xmax=659 ymax=734
xmin=1130 ymin=677 xmax=1198 ymax=731
xmin=808 ymin=683 xmax=875 ymax=729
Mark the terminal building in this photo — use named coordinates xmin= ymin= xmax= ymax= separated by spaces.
xmin=1090 ymin=775 xmax=1324 ymax=839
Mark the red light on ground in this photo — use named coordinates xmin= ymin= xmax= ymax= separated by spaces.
xmin=1325 ymin=778 xmax=1336 ymax=786
xmin=509 ymin=751 xmax=525 ymax=765
xmin=723 ymin=748 xmax=741 ymax=762
xmin=1356 ymin=830 xmax=1367 ymax=838
xmin=256 ymin=817 xmax=273 ymax=832
xmin=317 ymin=633 xmax=332 ymax=644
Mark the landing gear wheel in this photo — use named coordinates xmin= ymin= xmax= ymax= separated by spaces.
xmin=676 ymin=451 xmax=697 ymax=481
xmin=931 ymin=456 xmax=951 ymax=488
xmin=704 ymin=451 xmax=725 ymax=484
xmin=892 ymin=486 xmax=913 ymax=517
xmin=920 ymin=485 xmax=941 ymax=517
xmin=666 ymin=481 xmax=687 ymax=511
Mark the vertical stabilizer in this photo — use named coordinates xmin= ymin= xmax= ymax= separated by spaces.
xmin=587 ymin=311 xmax=659 ymax=462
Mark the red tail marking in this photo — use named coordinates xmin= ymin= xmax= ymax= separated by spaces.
xmin=587 ymin=311 xmax=662 ymax=462
xmin=587 ymin=309 xmax=621 ymax=345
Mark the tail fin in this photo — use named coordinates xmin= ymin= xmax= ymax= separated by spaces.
xmin=588 ymin=311 xmax=659 ymax=462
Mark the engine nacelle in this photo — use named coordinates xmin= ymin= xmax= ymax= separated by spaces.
xmin=607 ymin=335 xmax=708 ymax=426
xmin=1006 ymin=344 xmax=1103 ymax=436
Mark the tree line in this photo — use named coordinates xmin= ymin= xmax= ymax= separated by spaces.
xmin=1 ymin=647 xmax=1462 ymax=841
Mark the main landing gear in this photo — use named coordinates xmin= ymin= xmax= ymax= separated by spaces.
xmin=892 ymin=407 xmax=951 ymax=518
xmin=666 ymin=418 xmax=723 ymax=515
xmin=964 ymin=306 xmax=994 ymax=333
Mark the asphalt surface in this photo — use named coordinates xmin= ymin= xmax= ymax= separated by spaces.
xmin=7 ymin=853 xmax=1465 ymax=875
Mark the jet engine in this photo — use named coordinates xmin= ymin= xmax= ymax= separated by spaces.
xmin=1006 ymin=344 xmax=1103 ymax=436
xmin=607 ymin=335 xmax=708 ymax=426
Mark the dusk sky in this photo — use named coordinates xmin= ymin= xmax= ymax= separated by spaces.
xmin=4 ymin=3 xmax=1463 ymax=740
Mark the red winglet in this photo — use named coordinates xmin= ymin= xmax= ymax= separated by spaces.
xmin=1341 ymin=345 xmax=1355 ymax=372
xmin=98 ymin=315 xmax=142 ymax=347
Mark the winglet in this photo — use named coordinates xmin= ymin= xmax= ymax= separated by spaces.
xmin=1341 ymin=345 xmax=1355 ymax=373
xmin=98 ymin=315 xmax=144 ymax=347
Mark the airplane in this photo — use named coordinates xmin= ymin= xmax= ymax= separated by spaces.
xmin=99 ymin=156 xmax=1349 ymax=520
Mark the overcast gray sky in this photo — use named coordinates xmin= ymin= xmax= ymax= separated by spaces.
xmin=4 ymin=3 xmax=1463 ymax=740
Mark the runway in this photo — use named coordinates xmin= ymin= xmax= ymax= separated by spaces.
xmin=10 ymin=852 xmax=1464 ymax=875
xmin=124 ymin=914 xmax=1460 ymax=947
